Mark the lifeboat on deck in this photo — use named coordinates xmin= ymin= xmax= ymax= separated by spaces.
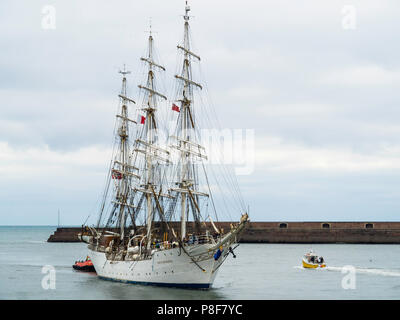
xmin=302 ymin=251 xmax=326 ymax=269
xmin=73 ymin=256 xmax=96 ymax=272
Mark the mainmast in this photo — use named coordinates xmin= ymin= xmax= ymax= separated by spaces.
xmin=171 ymin=2 xmax=208 ymax=240
xmin=135 ymin=27 xmax=169 ymax=249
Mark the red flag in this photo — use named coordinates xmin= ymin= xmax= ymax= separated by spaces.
xmin=172 ymin=103 xmax=180 ymax=112
xmin=138 ymin=115 xmax=146 ymax=124
xmin=111 ymin=170 xmax=122 ymax=180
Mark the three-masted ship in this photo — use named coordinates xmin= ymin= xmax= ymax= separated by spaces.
xmin=80 ymin=2 xmax=249 ymax=289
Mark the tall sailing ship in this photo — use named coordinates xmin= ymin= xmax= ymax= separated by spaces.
xmin=80 ymin=2 xmax=249 ymax=289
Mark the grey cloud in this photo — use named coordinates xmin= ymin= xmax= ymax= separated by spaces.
xmin=2 ymin=0 xmax=400 ymax=224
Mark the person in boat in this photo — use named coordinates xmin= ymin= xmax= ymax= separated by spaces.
xmin=310 ymin=256 xmax=315 ymax=263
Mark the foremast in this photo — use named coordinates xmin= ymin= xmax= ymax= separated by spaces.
xmin=171 ymin=2 xmax=209 ymax=241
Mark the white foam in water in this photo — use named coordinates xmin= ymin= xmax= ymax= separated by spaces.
xmin=327 ymin=266 xmax=400 ymax=277
xmin=294 ymin=265 xmax=400 ymax=277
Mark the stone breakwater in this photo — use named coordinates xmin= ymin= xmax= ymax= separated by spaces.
xmin=48 ymin=221 xmax=400 ymax=244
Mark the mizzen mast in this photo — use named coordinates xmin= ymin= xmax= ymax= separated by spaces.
xmin=111 ymin=66 xmax=139 ymax=240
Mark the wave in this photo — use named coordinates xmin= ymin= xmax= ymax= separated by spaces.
xmin=294 ymin=265 xmax=400 ymax=277
xmin=327 ymin=266 xmax=400 ymax=277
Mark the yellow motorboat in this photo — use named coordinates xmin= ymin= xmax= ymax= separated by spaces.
xmin=302 ymin=251 xmax=326 ymax=269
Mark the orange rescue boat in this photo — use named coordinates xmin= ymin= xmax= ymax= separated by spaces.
xmin=73 ymin=256 xmax=96 ymax=272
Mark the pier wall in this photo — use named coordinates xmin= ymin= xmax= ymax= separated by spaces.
xmin=47 ymin=222 xmax=400 ymax=244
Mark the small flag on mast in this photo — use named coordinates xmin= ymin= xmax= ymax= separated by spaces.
xmin=111 ymin=169 xmax=123 ymax=180
xmin=172 ymin=103 xmax=180 ymax=112
xmin=138 ymin=115 xmax=146 ymax=124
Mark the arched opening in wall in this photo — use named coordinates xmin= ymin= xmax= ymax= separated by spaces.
xmin=322 ymin=223 xmax=330 ymax=229
xmin=279 ymin=223 xmax=288 ymax=229
xmin=365 ymin=223 xmax=374 ymax=229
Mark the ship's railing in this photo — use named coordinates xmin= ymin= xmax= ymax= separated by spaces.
xmin=149 ymin=234 xmax=216 ymax=250
xmin=183 ymin=234 xmax=217 ymax=246
xmin=89 ymin=233 xmax=218 ymax=255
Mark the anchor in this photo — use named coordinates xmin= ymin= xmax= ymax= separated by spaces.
xmin=225 ymin=244 xmax=239 ymax=259
xmin=229 ymin=247 xmax=236 ymax=258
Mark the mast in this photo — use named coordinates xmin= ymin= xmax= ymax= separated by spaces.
xmin=136 ymin=26 xmax=168 ymax=249
xmin=172 ymin=2 xmax=207 ymax=240
xmin=95 ymin=65 xmax=138 ymax=238
xmin=181 ymin=2 xmax=190 ymax=241
xmin=116 ymin=66 xmax=136 ymax=240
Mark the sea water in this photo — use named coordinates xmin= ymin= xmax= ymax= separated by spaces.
xmin=1 ymin=226 xmax=400 ymax=300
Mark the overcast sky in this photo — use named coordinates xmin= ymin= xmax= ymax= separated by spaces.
xmin=1 ymin=0 xmax=400 ymax=225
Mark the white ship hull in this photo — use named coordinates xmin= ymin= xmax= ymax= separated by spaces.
xmin=88 ymin=245 xmax=224 ymax=289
